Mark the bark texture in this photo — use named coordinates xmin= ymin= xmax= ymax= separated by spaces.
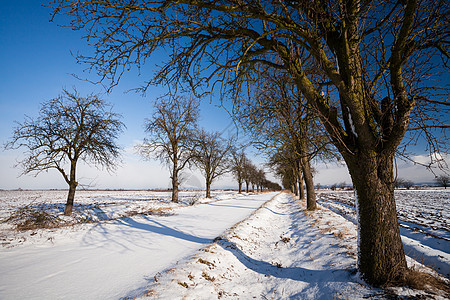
xmin=64 ymin=161 xmax=78 ymax=216
xmin=171 ymin=161 xmax=179 ymax=203
xmin=348 ymin=152 xmax=407 ymax=285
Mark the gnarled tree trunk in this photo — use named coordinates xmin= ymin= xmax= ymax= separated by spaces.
xmin=347 ymin=151 xmax=407 ymax=285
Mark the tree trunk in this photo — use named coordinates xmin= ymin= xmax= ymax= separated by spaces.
xmin=64 ymin=161 xmax=78 ymax=216
xmin=245 ymin=181 xmax=249 ymax=193
xmin=301 ymin=157 xmax=316 ymax=210
xmin=171 ymin=160 xmax=179 ymax=203
xmin=347 ymin=151 xmax=407 ymax=286
xmin=299 ymin=139 xmax=316 ymax=210
xmin=293 ymin=179 xmax=299 ymax=196
xmin=299 ymin=178 xmax=305 ymax=199
xmin=298 ymin=164 xmax=305 ymax=200
xmin=238 ymin=176 xmax=242 ymax=193
xmin=206 ymin=176 xmax=211 ymax=198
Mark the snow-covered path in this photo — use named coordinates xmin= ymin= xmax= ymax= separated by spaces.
xmin=0 ymin=192 xmax=278 ymax=300
xmin=143 ymin=192 xmax=449 ymax=299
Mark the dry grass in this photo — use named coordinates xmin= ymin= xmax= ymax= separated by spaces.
xmin=333 ymin=230 xmax=346 ymax=239
xmin=4 ymin=204 xmax=174 ymax=232
xmin=382 ymin=267 xmax=450 ymax=297
xmin=402 ymin=268 xmax=450 ymax=297
xmin=127 ymin=207 xmax=174 ymax=217
xmin=4 ymin=203 xmax=61 ymax=231
xmin=201 ymin=271 xmax=215 ymax=282
xmin=177 ymin=281 xmax=189 ymax=288
xmin=280 ymin=235 xmax=290 ymax=243
xmin=197 ymin=258 xmax=215 ymax=267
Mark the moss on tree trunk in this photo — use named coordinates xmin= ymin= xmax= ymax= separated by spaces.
xmin=348 ymin=151 xmax=407 ymax=285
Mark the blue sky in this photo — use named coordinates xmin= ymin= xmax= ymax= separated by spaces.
xmin=0 ymin=1 xmax=240 ymax=190
xmin=0 ymin=2 xmax=447 ymax=190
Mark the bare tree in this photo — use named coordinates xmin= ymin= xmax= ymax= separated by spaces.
xmin=435 ymin=175 xmax=449 ymax=189
xmin=403 ymin=180 xmax=415 ymax=190
xmin=268 ymin=149 xmax=300 ymax=195
xmin=394 ymin=177 xmax=414 ymax=189
xmin=254 ymin=168 xmax=266 ymax=192
xmin=230 ymin=146 xmax=247 ymax=193
xmin=51 ymin=0 xmax=449 ymax=285
xmin=394 ymin=178 xmax=406 ymax=189
xmin=236 ymin=67 xmax=338 ymax=210
xmin=191 ymin=129 xmax=231 ymax=198
xmin=242 ymin=159 xmax=257 ymax=193
xmin=137 ymin=95 xmax=199 ymax=202
xmin=5 ymin=89 xmax=124 ymax=215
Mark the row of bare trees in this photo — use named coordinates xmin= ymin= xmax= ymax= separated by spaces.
xmin=48 ymin=0 xmax=449 ymax=286
xmin=137 ymin=95 xmax=281 ymax=202
xmin=235 ymin=67 xmax=340 ymax=210
xmin=4 ymin=89 xmax=280 ymax=215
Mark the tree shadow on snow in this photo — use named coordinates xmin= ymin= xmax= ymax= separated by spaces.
xmin=81 ymin=215 xmax=211 ymax=251
xmin=117 ymin=216 xmax=211 ymax=244
xmin=216 ymin=237 xmax=354 ymax=283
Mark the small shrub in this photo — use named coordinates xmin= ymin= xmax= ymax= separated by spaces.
xmin=5 ymin=203 xmax=60 ymax=231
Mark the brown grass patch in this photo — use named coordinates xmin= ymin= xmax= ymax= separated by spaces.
xmin=5 ymin=204 xmax=174 ymax=232
xmin=4 ymin=203 xmax=60 ymax=231
xmin=198 ymin=258 xmax=215 ymax=267
xmin=402 ymin=269 xmax=450 ymax=296
xmin=129 ymin=207 xmax=174 ymax=217
xmin=333 ymin=230 xmax=346 ymax=239
xmin=201 ymin=271 xmax=215 ymax=282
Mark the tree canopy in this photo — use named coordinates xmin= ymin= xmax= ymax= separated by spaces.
xmin=6 ymin=88 xmax=124 ymax=215
xmin=50 ymin=0 xmax=449 ymax=285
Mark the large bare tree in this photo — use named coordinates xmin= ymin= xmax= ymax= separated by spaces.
xmin=51 ymin=0 xmax=449 ymax=285
xmin=191 ymin=129 xmax=231 ymax=198
xmin=137 ymin=95 xmax=199 ymax=202
xmin=6 ymin=89 xmax=124 ymax=215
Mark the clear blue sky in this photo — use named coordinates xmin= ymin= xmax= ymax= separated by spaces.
xmin=0 ymin=2 xmax=446 ymax=190
xmin=0 ymin=1 xmax=239 ymax=190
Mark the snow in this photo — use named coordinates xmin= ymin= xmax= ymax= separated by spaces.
xmin=0 ymin=190 xmax=277 ymax=299
xmin=142 ymin=192 xmax=376 ymax=299
xmin=347 ymin=107 xmax=358 ymax=138
xmin=317 ymin=189 xmax=450 ymax=278
xmin=1 ymin=189 xmax=448 ymax=299
xmin=140 ymin=192 xmax=449 ymax=299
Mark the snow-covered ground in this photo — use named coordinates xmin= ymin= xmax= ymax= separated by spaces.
xmin=140 ymin=191 xmax=449 ymax=299
xmin=0 ymin=190 xmax=277 ymax=299
xmin=317 ymin=189 xmax=450 ymax=279
xmin=0 ymin=189 xmax=449 ymax=299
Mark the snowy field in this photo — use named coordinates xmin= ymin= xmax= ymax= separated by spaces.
xmin=0 ymin=189 xmax=449 ymax=299
xmin=317 ymin=189 xmax=450 ymax=279
xmin=0 ymin=190 xmax=276 ymax=299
